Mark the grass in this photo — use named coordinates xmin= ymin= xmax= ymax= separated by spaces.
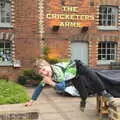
xmin=0 ymin=80 xmax=30 ymax=105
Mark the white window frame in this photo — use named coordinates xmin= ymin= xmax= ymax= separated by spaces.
xmin=0 ymin=40 xmax=12 ymax=66
xmin=97 ymin=5 xmax=118 ymax=30
xmin=97 ymin=41 xmax=117 ymax=65
xmin=0 ymin=0 xmax=12 ymax=28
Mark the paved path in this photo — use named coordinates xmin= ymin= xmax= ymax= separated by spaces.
xmin=27 ymin=87 xmax=98 ymax=120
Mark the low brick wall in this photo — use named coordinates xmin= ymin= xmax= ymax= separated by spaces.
xmin=0 ymin=104 xmax=39 ymax=120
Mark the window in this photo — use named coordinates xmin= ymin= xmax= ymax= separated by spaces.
xmin=99 ymin=6 xmax=118 ymax=26
xmin=0 ymin=41 xmax=12 ymax=63
xmin=98 ymin=41 xmax=117 ymax=64
xmin=0 ymin=0 xmax=11 ymax=27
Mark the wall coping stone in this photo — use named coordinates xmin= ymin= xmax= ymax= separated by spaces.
xmin=0 ymin=103 xmax=39 ymax=120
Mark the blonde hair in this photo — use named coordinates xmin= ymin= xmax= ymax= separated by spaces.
xmin=33 ymin=58 xmax=50 ymax=69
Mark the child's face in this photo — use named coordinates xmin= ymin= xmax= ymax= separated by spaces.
xmin=37 ymin=66 xmax=52 ymax=77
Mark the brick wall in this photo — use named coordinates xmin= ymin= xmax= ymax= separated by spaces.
xmin=0 ymin=0 xmax=40 ymax=80
xmin=14 ymin=0 xmax=40 ymax=67
xmin=44 ymin=0 xmax=94 ymax=58
xmin=44 ymin=0 xmax=120 ymax=68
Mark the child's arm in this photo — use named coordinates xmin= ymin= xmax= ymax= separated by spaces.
xmin=25 ymin=81 xmax=45 ymax=107
xmin=25 ymin=77 xmax=65 ymax=107
xmin=31 ymin=81 xmax=45 ymax=100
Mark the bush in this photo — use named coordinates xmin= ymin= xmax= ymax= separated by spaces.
xmin=18 ymin=69 xmax=42 ymax=86
xmin=23 ymin=69 xmax=42 ymax=80
xmin=0 ymin=80 xmax=30 ymax=104
xmin=18 ymin=76 xmax=27 ymax=85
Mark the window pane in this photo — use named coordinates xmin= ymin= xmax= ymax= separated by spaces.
xmin=101 ymin=55 xmax=106 ymax=60
xmin=107 ymin=49 xmax=110 ymax=54
xmin=6 ymin=17 xmax=10 ymax=22
xmin=98 ymin=55 xmax=101 ymax=60
xmin=107 ymin=55 xmax=110 ymax=60
xmin=111 ymin=49 xmax=115 ymax=54
xmin=108 ymin=7 xmax=112 ymax=13
xmin=111 ymin=55 xmax=115 ymax=60
xmin=5 ymin=42 xmax=10 ymax=48
xmin=107 ymin=42 xmax=110 ymax=48
xmin=0 ymin=43 xmax=4 ymax=48
xmin=99 ymin=20 xmax=102 ymax=25
xmin=98 ymin=49 xmax=101 ymax=54
xmin=108 ymin=15 xmax=111 ymax=20
xmin=102 ymin=49 xmax=106 ymax=54
xmin=102 ymin=42 xmax=106 ymax=48
xmin=111 ymin=43 xmax=115 ymax=48
xmin=1 ymin=17 xmax=5 ymax=23
xmin=98 ymin=43 xmax=101 ymax=48
xmin=103 ymin=7 xmax=107 ymax=13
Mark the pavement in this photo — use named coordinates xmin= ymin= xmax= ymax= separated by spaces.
xmin=27 ymin=87 xmax=98 ymax=120
xmin=0 ymin=87 xmax=98 ymax=120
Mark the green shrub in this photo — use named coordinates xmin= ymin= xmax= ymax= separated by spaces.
xmin=23 ymin=69 xmax=33 ymax=79
xmin=43 ymin=46 xmax=50 ymax=56
xmin=18 ymin=76 xmax=27 ymax=85
xmin=23 ymin=69 xmax=42 ymax=80
xmin=18 ymin=69 xmax=42 ymax=86
xmin=0 ymin=80 xmax=30 ymax=104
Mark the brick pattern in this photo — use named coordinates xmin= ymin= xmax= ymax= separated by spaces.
xmin=67 ymin=40 xmax=71 ymax=58
xmin=38 ymin=0 xmax=45 ymax=38
xmin=11 ymin=0 xmax=15 ymax=27
xmin=44 ymin=0 xmax=93 ymax=59
xmin=95 ymin=5 xmax=99 ymax=26
xmin=117 ymin=42 xmax=120 ymax=62
xmin=99 ymin=0 xmax=119 ymax=5
xmin=68 ymin=32 xmax=89 ymax=59
xmin=96 ymin=0 xmax=120 ymax=26
xmin=14 ymin=0 xmax=40 ymax=67
xmin=89 ymin=0 xmax=120 ymax=68
xmin=118 ymin=6 xmax=120 ymax=27
xmin=38 ymin=0 xmax=45 ymax=57
xmin=0 ymin=0 xmax=40 ymax=80
xmin=0 ymin=1 xmax=16 ymax=61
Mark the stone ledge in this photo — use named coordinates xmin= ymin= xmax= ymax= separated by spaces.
xmin=0 ymin=104 xmax=39 ymax=120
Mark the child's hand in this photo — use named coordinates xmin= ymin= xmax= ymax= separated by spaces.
xmin=43 ymin=77 xmax=56 ymax=87
xmin=24 ymin=100 xmax=34 ymax=107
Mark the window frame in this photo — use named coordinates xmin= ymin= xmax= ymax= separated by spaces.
xmin=0 ymin=0 xmax=12 ymax=28
xmin=97 ymin=5 xmax=119 ymax=30
xmin=0 ymin=40 xmax=12 ymax=66
xmin=97 ymin=41 xmax=117 ymax=65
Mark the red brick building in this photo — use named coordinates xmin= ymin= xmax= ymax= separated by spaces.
xmin=0 ymin=0 xmax=120 ymax=80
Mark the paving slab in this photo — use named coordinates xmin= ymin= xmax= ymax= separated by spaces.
xmin=27 ymin=87 xmax=98 ymax=120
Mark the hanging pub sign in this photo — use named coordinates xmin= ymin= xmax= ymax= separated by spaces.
xmin=46 ymin=6 xmax=94 ymax=28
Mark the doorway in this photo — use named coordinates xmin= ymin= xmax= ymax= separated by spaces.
xmin=71 ymin=41 xmax=88 ymax=65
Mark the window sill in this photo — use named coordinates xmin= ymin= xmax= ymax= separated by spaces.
xmin=0 ymin=60 xmax=21 ymax=67
xmin=97 ymin=26 xmax=119 ymax=31
xmin=0 ymin=62 xmax=13 ymax=67
xmin=97 ymin=60 xmax=115 ymax=65
xmin=0 ymin=24 xmax=13 ymax=28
